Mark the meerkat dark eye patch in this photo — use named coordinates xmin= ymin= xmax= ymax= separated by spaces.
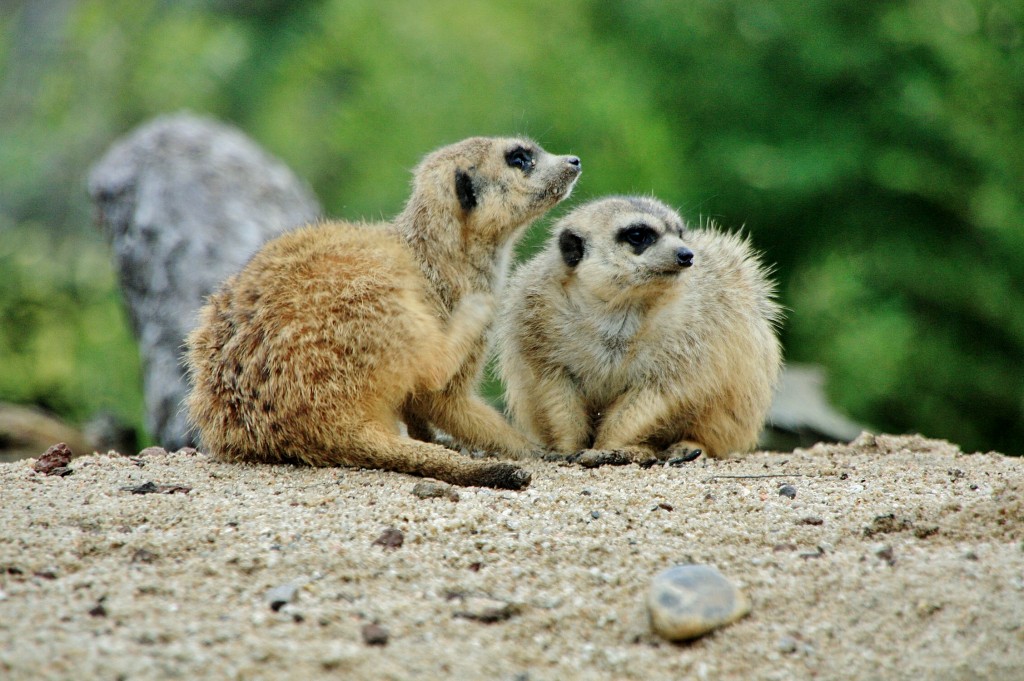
xmin=454 ymin=169 xmax=477 ymax=211
xmin=505 ymin=146 xmax=534 ymax=172
xmin=617 ymin=223 xmax=659 ymax=254
xmin=559 ymin=230 xmax=585 ymax=268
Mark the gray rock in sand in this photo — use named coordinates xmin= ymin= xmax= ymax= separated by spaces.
xmin=88 ymin=113 xmax=321 ymax=449
xmin=265 ymin=583 xmax=300 ymax=611
xmin=647 ymin=564 xmax=750 ymax=641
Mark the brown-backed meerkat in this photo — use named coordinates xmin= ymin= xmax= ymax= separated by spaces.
xmin=185 ymin=137 xmax=581 ymax=488
xmin=495 ymin=195 xmax=782 ymax=465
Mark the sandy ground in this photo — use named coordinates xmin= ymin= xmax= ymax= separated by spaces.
xmin=1 ymin=433 xmax=1022 ymax=681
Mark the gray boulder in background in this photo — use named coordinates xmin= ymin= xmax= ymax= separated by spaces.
xmin=761 ymin=363 xmax=865 ymax=451
xmin=88 ymin=113 xmax=321 ymax=449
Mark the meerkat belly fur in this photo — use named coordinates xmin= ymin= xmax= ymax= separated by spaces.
xmin=495 ymin=196 xmax=781 ymax=462
xmin=185 ymin=137 xmax=581 ymax=489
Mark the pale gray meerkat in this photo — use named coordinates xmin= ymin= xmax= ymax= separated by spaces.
xmin=185 ymin=137 xmax=581 ymax=488
xmin=495 ymin=195 xmax=782 ymax=465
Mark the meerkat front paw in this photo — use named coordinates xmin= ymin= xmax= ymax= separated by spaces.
xmin=459 ymin=291 xmax=496 ymax=317
xmin=665 ymin=441 xmax=704 ymax=463
xmin=637 ymin=442 xmax=704 ymax=468
xmin=449 ymin=292 xmax=496 ymax=335
xmin=472 ymin=462 xmax=532 ymax=489
xmin=570 ymin=449 xmax=634 ymax=468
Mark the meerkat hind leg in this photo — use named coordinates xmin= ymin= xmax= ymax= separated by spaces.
xmin=523 ymin=373 xmax=591 ymax=453
xmin=401 ymin=406 xmax=435 ymax=443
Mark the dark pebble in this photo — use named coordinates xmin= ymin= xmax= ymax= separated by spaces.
xmin=913 ymin=525 xmax=939 ymax=539
xmin=33 ymin=443 xmax=73 ymax=476
xmin=778 ymin=484 xmax=797 ymax=499
xmin=120 ymin=481 xmax=192 ymax=495
xmin=372 ymin=527 xmax=404 ymax=550
xmin=863 ymin=513 xmax=912 ymax=537
xmin=361 ymin=623 xmax=390 ymax=646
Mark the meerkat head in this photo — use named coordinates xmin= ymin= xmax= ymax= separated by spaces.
xmin=404 ymin=137 xmax=581 ymax=242
xmin=554 ymin=196 xmax=694 ymax=302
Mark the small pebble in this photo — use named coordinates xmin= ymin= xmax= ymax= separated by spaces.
xmin=33 ymin=443 xmax=73 ymax=476
xmin=411 ymin=480 xmax=459 ymax=501
xmin=137 ymin=446 xmax=169 ymax=457
xmin=647 ymin=564 xmax=751 ymax=641
xmin=590 ymin=510 xmax=600 ymax=519
xmin=361 ymin=623 xmax=389 ymax=646
xmin=453 ymin=596 xmax=520 ymax=623
xmin=913 ymin=524 xmax=939 ymax=539
xmin=777 ymin=635 xmax=798 ymax=653
xmin=265 ymin=583 xmax=299 ymax=611
xmin=778 ymin=484 xmax=797 ymax=499
xmin=864 ymin=513 xmax=912 ymax=537
xmin=120 ymin=481 xmax=192 ymax=495
xmin=372 ymin=527 xmax=404 ymax=550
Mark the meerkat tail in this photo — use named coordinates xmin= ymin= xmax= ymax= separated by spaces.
xmin=343 ymin=426 xmax=532 ymax=490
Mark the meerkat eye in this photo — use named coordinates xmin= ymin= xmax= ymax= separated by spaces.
xmin=618 ymin=224 xmax=659 ymax=250
xmin=505 ymin=147 xmax=534 ymax=171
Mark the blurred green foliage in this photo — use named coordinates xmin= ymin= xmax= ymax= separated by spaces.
xmin=1 ymin=0 xmax=1021 ymax=453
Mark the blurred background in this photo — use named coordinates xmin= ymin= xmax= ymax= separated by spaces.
xmin=1 ymin=0 xmax=1022 ymax=455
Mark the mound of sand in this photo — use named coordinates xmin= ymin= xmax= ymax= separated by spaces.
xmin=1 ymin=434 xmax=1021 ymax=680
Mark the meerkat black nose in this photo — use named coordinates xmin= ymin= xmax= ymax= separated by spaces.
xmin=676 ymin=247 xmax=694 ymax=267
xmin=566 ymin=156 xmax=581 ymax=168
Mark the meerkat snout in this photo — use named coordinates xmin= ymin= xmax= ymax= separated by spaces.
xmin=676 ymin=247 xmax=694 ymax=267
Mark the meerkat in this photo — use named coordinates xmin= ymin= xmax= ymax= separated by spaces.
xmin=185 ymin=137 xmax=581 ymax=488
xmin=495 ymin=195 xmax=782 ymax=465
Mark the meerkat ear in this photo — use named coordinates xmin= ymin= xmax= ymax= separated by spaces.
xmin=454 ymin=168 xmax=478 ymax=211
xmin=558 ymin=230 xmax=585 ymax=268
